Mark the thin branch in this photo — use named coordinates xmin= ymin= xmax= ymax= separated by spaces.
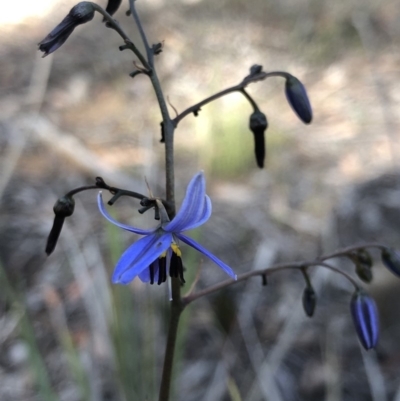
xmin=128 ymin=0 xmax=153 ymax=63
xmin=172 ymin=83 xmax=243 ymax=126
xmin=91 ymin=3 xmax=150 ymax=70
xmin=172 ymin=70 xmax=287 ymax=126
xmin=183 ymin=242 xmax=386 ymax=304
xmin=309 ymin=261 xmax=360 ymax=290
xmin=241 ymin=89 xmax=259 ymax=112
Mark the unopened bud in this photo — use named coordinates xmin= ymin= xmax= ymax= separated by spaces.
xmin=302 ymin=286 xmax=316 ymax=317
xmin=250 ymin=64 xmax=263 ymax=75
xmin=46 ymin=195 xmax=75 ymax=255
xmin=354 ymin=249 xmax=373 ymax=283
xmin=355 ymin=263 xmax=373 ymax=283
xmin=381 ymin=248 xmax=400 ymax=278
xmin=53 ymin=196 xmax=75 ymax=217
xmin=350 ymin=290 xmax=379 ymax=350
xmin=105 ymin=0 xmax=122 ymax=16
xmin=249 ymin=111 xmax=268 ymax=168
xmin=285 ymin=75 xmax=312 ymax=124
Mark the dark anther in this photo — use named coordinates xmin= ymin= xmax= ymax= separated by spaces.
xmin=158 ymin=257 xmax=167 ymax=285
xmin=261 ymin=274 xmax=268 ymax=286
xmin=149 ymin=263 xmax=155 ymax=285
xmin=169 ymin=257 xmax=177 ymax=278
xmin=170 ymin=253 xmax=185 ymax=283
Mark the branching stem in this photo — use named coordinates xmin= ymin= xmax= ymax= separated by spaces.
xmin=129 ymin=0 xmax=153 ymax=63
xmin=126 ymin=4 xmax=180 ymax=401
xmin=172 ymin=70 xmax=290 ymax=126
xmin=182 ymin=242 xmax=386 ymax=305
xmin=92 ymin=3 xmax=150 ymax=70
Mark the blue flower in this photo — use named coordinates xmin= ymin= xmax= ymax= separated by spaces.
xmin=350 ymin=290 xmax=379 ymax=350
xmin=98 ymin=172 xmax=237 ymax=285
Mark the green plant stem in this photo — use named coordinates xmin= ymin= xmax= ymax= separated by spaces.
xmin=158 ymin=281 xmax=184 ymax=401
xmin=152 ymin=69 xmax=180 ymax=401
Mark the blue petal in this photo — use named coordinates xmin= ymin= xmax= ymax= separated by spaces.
xmin=177 ymin=195 xmax=212 ymax=232
xmin=176 ymin=234 xmax=237 ymax=279
xmin=98 ymin=192 xmax=155 ymax=235
xmin=164 ymin=172 xmax=208 ymax=232
xmin=112 ymin=233 xmax=172 ymax=284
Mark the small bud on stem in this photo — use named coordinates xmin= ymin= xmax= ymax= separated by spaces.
xmin=249 ymin=111 xmax=268 ymax=168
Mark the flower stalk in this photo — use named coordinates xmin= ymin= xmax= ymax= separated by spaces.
xmin=39 ymin=0 xmax=394 ymax=397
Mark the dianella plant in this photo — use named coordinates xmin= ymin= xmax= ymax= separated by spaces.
xmin=39 ymin=1 xmax=400 ymax=400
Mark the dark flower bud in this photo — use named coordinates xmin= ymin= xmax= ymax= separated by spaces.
xmin=250 ymin=64 xmax=263 ymax=75
xmin=355 ymin=263 xmax=373 ymax=283
xmin=350 ymin=290 xmax=379 ymax=350
xmin=381 ymin=248 xmax=400 ymax=278
xmin=249 ymin=111 xmax=268 ymax=168
xmin=354 ymin=249 xmax=373 ymax=283
xmin=53 ymin=196 xmax=75 ymax=217
xmin=46 ymin=196 xmax=75 ymax=255
xmin=285 ymin=74 xmax=312 ymax=124
xmin=38 ymin=2 xmax=95 ymax=57
xmin=105 ymin=0 xmax=122 ymax=16
xmin=302 ymin=286 xmax=316 ymax=317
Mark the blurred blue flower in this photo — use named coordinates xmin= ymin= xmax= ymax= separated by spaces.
xmin=98 ymin=172 xmax=237 ymax=285
xmin=350 ymin=290 xmax=379 ymax=350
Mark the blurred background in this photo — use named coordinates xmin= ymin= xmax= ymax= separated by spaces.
xmin=1 ymin=0 xmax=400 ymax=400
